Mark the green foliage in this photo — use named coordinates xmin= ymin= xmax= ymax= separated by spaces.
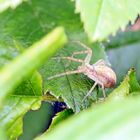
xmin=36 ymin=97 xmax=140 ymax=140
xmin=0 ymin=96 xmax=41 ymax=139
xmin=105 ymin=30 xmax=140 ymax=49
xmin=73 ymin=0 xmax=140 ymax=41
xmin=0 ymin=0 xmax=140 ymax=139
xmin=0 ymin=27 xmax=67 ymax=139
xmin=0 ymin=0 xmax=26 ymax=12
xmin=35 ymin=70 xmax=140 ymax=140
xmin=108 ymin=68 xmax=140 ymax=100
xmin=0 ymin=0 xmax=108 ymax=112
xmin=49 ymin=109 xmax=74 ymax=130
xmin=0 ymin=27 xmax=67 ymax=105
xmin=14 ymin=72 xmax=42 ymax=96
xmin=0 ymin=72 xmax=42 ymax=139
xmin=0 ymin=127 xmax=7 ymax=140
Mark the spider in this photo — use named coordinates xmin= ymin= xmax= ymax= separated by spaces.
xmin=48 ymin=41 xmax=117 ymax=101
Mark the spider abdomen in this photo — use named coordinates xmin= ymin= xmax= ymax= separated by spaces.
xmin=85 ymin=65 xmax=116 ymax=88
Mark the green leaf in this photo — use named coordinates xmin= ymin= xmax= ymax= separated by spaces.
xmin=0 ymin=0 xmax=81 ymax=76
xmin=105 ymin=30 xmax=140 ymax=50
xmin=0 ymin=0 xmax=26 ymax=13
xmin=35 ymin=97 xmax=140 ymax=140
xmin=0 ymin=26 xmax=67 ymax=139
xmin=108 ymin=72 xmax=130 ymax=100
xmin=0 ymin=126 xmax=7 ymax=140
xmin=128 ymin=68 xmax=140 ymax=93
xmin=108 ymin=68 xmax=140 ymax=100
xmin=0 ymin=72 xmax=43 ymax=139
xmin=0 ymin=27 xmax=67 ymax=106
xmin=108 ymin=68 xmax=140 ymax=101
xmin=14 ymin=71 xmax=42 ymax=96
xmin=0 ymin=0 xmax=83 ymax=51
xmin=42 ymin=43 xmax=108 ymax=112
xmin=73 ymin=0 xmax=140 ymax=41
xmin=0 ymin=97 xmax=41 ymax=140
xmin=49 ymin=109 xmax=74 ymax=131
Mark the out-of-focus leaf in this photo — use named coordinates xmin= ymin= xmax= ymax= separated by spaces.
xmin=0 ymin=126 xmax=7 ymax=140
xmin=0 ymin=0 xmax=82 ymax=70
xmin=0 ymin=26 xmax=67 ymax=139
xmin=128 ymin=68 xmax=140 ymax=93
xmin=0 ymin=0 xmax=27 ymax=13
xmin=73 ymin=0 xmax=140 ymax=41
xmin=0 ymin=0 xmax=83 ymax=54
xmin=105 ymin=31 xmax=140 ymax=49
xmin=0 ymin=20 xmax=66 ymax=139
xmin=0 ymin=96 xmax=41 ymax=140
xmin=14 ymin=72 xmax=42 ymax=96
xmin=0 ymin=72 xmax=43 ymax=139
xmin=35 ymin=97 xmax=140 ymax=140
xmin=49 ymin=109 xmax=74 ymax=130
xmin=108 ymin=68 xmax=140 ymax=100
xmin=0 ymin=27 xmax=67 ymax=105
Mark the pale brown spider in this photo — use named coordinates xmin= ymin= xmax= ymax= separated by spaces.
xmin=48 ymin=41 xmax=116 ymax=101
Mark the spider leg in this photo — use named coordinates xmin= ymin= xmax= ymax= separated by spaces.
xmin=71 ymin=50 xmax=89 ymax=57
xmin=93 ymin=59 xmax=111 ymax=67
xmin=82 ymin=82 xmax=98 ymax=102
xmin=94 ymin=59 xmax=106 ymax=66
xmin=72 ymin=41 xmax=92 ymax=64
xmin=47 ymin=69 xmax=83 ymax=80
xmin=101 ymin=84 xmax=106 ymax=98
xmin=66 ymin=50 xmax=89 ymax=66
xmin=72 ymin=41 xmax=91 ymax=50
xmin=53 ymin=56 xmax=84 ymax=63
